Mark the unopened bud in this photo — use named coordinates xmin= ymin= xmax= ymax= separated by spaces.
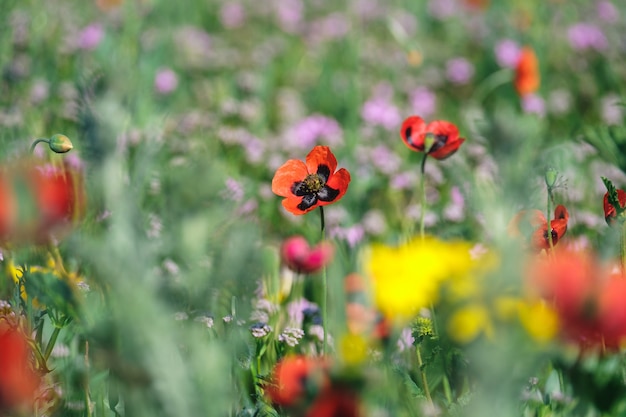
xmin=49 ymin=134 xmax=73 ymax=154
xmin=423 ymin=133 xmax=436 ymax=153
xmin=545 ymin=167 xmax=558 ymax=188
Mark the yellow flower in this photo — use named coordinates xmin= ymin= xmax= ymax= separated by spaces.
xmin=517 ymin=299 xmax=559 ymax=343
xmin=366 ymin=236 xmax=475 ymax=321
xmin=447 ymin=304 xmax=495 ymax=343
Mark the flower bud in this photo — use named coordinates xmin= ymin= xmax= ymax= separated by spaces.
xmin=544 ymin=167 xmax=558 ymax=189
xmin=48 ymin=134 xmax=73 ymax=154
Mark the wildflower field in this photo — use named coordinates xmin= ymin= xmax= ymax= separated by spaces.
xmin=2 ymin=0 xmax=626 ymax=416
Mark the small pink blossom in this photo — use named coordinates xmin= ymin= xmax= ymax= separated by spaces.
xmin=78 ymin=23 xmax=104 ymax=50
xmin=281 ymin=236 xmax=334 ymax=274
xmin=154 ymin=68 xmax=178 ymax=95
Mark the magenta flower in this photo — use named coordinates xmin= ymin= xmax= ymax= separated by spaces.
xmin=281 ymin=236 xmax=334 ymax=274
xmin=597 ymin=1 xmax=619 ymax=23
xmin=410 ymin=87 xmax=437 ymax=119
xmin=521 ymin=94 xmax=546 ymax=117
xmin=220 ymin=2 xmax=246 ymax=28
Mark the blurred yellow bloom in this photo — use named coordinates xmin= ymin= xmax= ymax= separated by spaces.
xmin=367 ymin=236 xmax=475 ymax=321
xmin=517 ymin=299 xmax=559 ymax=343
xmin=448 ymin=304 xmax=495 ymax=343
xmin=339 ymin=333 xmax=369 ymax=366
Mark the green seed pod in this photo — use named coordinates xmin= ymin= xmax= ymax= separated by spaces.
xmin=49 ymin=134 xmax=73 ymax=153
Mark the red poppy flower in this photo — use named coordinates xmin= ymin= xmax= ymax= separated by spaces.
xmin=265 ymin=356 xmax=328 ymax=407
xmin=514 ymin=47 xmax=540 ymax=96
xmin=400 ymin=116 xmax=465 ymax=160
xmin=0 ymin=160 xmax=85 ymax=244
xmin=272 ymin=146 xmax=351 ymax=215
xmin=0 ymin=325 xmax=41 ymax=413
xmin=509 ymin=205 xmax=569 ymax=251
xmin=603 ymin=189 xmax=626 ymax=225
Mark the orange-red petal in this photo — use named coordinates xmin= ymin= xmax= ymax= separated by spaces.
xmin=425 ymin=120 xmax=464 ymax=159
xmin=305 ymin=146 xmax=338 ymax=176
xmin=272 ymin=159 xmax=308 ymax=197
xmin=319 ymin=168 xmax=350 ymax=207
xmin=400 ymin=116 xmax=427 ymax=151
xmin=515 ymin=47 xmax=540 ymax=96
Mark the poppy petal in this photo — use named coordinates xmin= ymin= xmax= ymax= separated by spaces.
xmin=282 ymin=195 xmax=317 ymax=215
xmin=305 ymin=146 xmax=337 ymax=176
xmin=272 ymin=160 xmax=308 ymax=197
xmin=426 ymin=120 xmax=460 ymax=140
xmin=553 ymin=205 xmax=568 ymax=222
xmin=429 ymin=137 xmax=465 ymax=160
xmin=400 ymin=116 xmax=427 ymax=151
xmin=508 ymin=209 xmax=546 ymax=238
xmin=320 ymin=168 xmax=350 ymax=207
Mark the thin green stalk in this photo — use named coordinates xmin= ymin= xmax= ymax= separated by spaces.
xmin=43 ymin=326 xmax=62 ymax=361
xmin=416 ymin=344 xmax=433 ymax=405
xmin=621 ymin=220 xmax=626 ymax=273
xmin=30 ymin=138 xmax=49 ymax=153
xmin=546 ymin=190 xmax=554 ymax=253
xmin=320 ymin=206 xmax=328 ymax=355
xmin=419 ymin=154 xmax=428 ymax=240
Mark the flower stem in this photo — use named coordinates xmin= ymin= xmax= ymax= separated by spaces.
xmin=320 ymin=206 xmax=328 ymax=355
xmin=416 ymin=344 xmax=433 ymax=405
xmin=546 ymin=188 xmax=554 ymax=253
xmin=419 ymin=154 xmax=428 ymax=240
xmin=30 ymin=138 xmax=49 ymax=154
xmin=621 ymin=220 xmax=626 ymax=273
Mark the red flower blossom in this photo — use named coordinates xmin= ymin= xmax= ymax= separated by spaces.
xmin=281 ymin=236 xmax=334 ymax=274
xmin=272 ymin=146 xmax=350 ymax=215
xmin=400 ymin=116 xmax=465 ymax=160
xmin=514 ymin=47 xmax=540 ymax=96
xmin=509 ymin=205 xmax=568 ymax=251
xmin=603 ymin=189 xmax=626 ymax=225
xmin=0 ymin=325 xmax=41 ymax=413
xmin=265 ymin=356 xmax=328 ymax=407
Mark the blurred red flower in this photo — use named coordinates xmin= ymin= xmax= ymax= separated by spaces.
xmin=603 ymin=188 xmax=626 ymax=225
xmin=272 ymin=146 xmax=350 ymax=215
xmin=400 ymin=116 xmax=465 ymax=160
xmin=281 ymin=236 xmax=334 ymax=274
xmin=265 ymin=355 xmax=327 ymax=407
xmin=509 ymin=205 xmax=568 ymax=251
xmin=0 ymin=160 xmax=85 ymax=244
xmin=0 ymin=325 xmax=41 ymax=413
xmin=514 ymin=47 xmax=540 ymax=96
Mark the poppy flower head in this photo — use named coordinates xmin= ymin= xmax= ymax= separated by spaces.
xmin=281 ymin=236 xmax=334 ymax=274
xmin=603 ymin=189 xmax=626 ymax=225
xmin=0 ymin=325 xmax=41 ymax=413
xmin=400 ymin=116 xmax=465 ymax=160
xmin=265 ymin=355 xmax=329 ymax=407
xmin=272 ymin=146 xmax=350 ymax=215
xmin=509 ymin=205 xmax=569 ymax=251
xmin=514 ymin=46 xmax=540 ymax=96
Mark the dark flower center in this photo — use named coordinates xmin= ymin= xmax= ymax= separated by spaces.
xmin=290 ymin=164 xmax=339 ymax=211
xmin=543 ymin=229 xmax=558 ymax=244
xmin=302 ymin=173 xmax=325 ymax=193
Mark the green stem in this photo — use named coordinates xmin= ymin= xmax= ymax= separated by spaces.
xmin=416 ymin=344 xmax=433 ymax=405
xmin=320 ymin=206 xmax=328 ymax=355
xmin=44 ymin=325 xmax=62 ymax=361
xmin=420 ymin=154 xmax=428 ymax=240
xmin=546 ymin=188 xmax=554 ymax=253
xmin=30 ymin=138 xmax=49 ymax=154
xmin=621 ymin=221 xmax=626 ymax=273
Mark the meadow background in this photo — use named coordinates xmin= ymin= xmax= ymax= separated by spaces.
xmin=1 ymin=0 xmax=626 ymax=416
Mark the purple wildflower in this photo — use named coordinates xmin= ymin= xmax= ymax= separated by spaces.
xmin=428 ymin=0 xmax=457 ymax=20
xmin=445 ymin=58 xmax=474 ymax=85
xmin=361 ymin=83 xmax=401 ymax=130
xmin=78 ymin=23 xmax=104 ymax=50
xmin=567 ymin=23 xmax=608 ymax=51
xmin=521 ymin=94 xmax=546 ymax=117
xmin=397 ymin=327 xmax=415 ymax=352
xmin=410 ymin=87 xmax=437 ymax=119
xmin=370 ymin=145 xmax=402 ymax=175
xmin=443 ymin=186 xmax=465 ymax=222
xmin=597 ymin=1 xmax=619 ymax=23
xmin=223 ymin=177 xmax=245 ymax=202
xmin=274 ymin=0 xmax=303 ymax=33
xmin=601 ymin=94 xmax=623 ymax=125
xmin=283 ymin=114 xmax=343 ymax=150
xmin=494 ymin=39 xmax=521 ymax=68
xmin=154 ymin=68 xmax=178 ymax=95
xmin=220 ymin=2 xmax=246 ymax=28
